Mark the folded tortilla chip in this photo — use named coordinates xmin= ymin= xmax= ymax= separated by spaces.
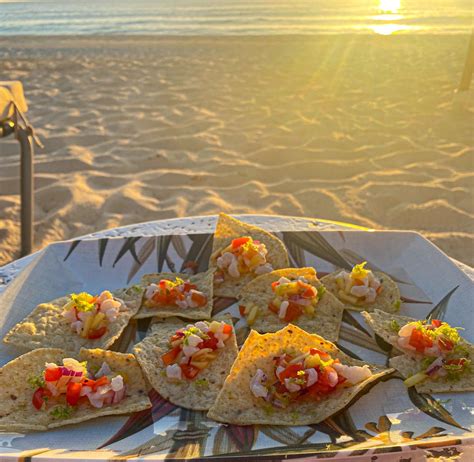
xmin=0 ymin=348 xmax=151 ymax=432
xmin=321 ymin=270 xmax=400 ymax=313
xmin=207 ymin=324 xmax=393 ymax=425
xmin=238 ymin=267 xmax=344 ymax=341
xmin=3 ymin=286 xmax=143 ymax=353
xmin=133 ymin=316 xmax=238 ymax=410
xmin=134 ymin=269 xmax=214 ymax=320
xmin=210 ymin=213 xmax=289 ymax=298
xmin=362 ymin=309 xmax=418 ymax=354
xmin=363 ymin=310 xmax=474 ymax=393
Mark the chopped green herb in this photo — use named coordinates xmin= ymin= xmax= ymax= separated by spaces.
xmin=317 ymin=286 xmax=326 ymax=298
xmin=28 ymin=375 xmax=45 ymax=389
xmin=194 ymin=378 xmax=209 ymax=388
xmin=290 ymin=411 xmax=300 ymax=421
xmin=443 ymin=359 xmax=471 ymax=381
xmin=262 ymin=402 xmax=274 ymax=415
xmin=50 ymin=405 xmax=74 ymax=419
xmin=420 ymin=356 xmax=436 ymax=370
xmin=131 ymin=284 xmax=142 ymax=293
xmin=390 ymin=320 xmax=400 ymax=333
xmin=392 ymin=300 xmax=401 ymax=312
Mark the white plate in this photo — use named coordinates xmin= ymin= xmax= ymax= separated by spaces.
xmin=0 ymin=230 xmax=473 ymax=461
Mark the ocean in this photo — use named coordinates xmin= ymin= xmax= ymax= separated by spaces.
xmin=0 ymin=0 xmax=472 ymax=36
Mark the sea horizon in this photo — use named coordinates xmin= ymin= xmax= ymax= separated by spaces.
xmin=0 ymin=0 xmax=472 ymax=36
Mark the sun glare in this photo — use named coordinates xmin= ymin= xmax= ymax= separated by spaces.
xmin=378 ymin=0 xmax=401 ymax=13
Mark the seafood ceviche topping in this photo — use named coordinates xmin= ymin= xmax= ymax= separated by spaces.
xmin=29 ymin=358 xmax=126 ymax=417
xmin=268 ymin=276 xmax=325 ymax=322
xmin=335 ymin=262 xmax=382 ymax=305
xmin=250 ymin=348 xmax=372 ymax=408
xmin=214 ymin=236 xmax=273 ymax=283
xmin=162 ymin=321 xmax=233 ymax=381
xmin=391 ymin=319 xmax=471 ymax=387
xmin=62 ymin=291 xmax=123 ymax=340
xmin=144 ymin=277 xmax=207 ymax=310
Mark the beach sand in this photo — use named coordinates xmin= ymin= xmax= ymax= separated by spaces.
xmin=0 ymin=35 xmax=473 ymax=266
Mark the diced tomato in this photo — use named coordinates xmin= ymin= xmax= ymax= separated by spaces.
xmin=191 ymin=292 xmax=207 ymax=306
xmin=284 ymin=302 xmax=303 ymax=322
xmin=32 ymin=387 xmax=46 ymax=410
xmin=307 ymin=367 xmax=338 ymax=397
xmin=271 ymin=281 xmax=279 ymax=290
xmin=278 ymin=364 xmax=304 ymax=381
xmin=222 ymin=324 xmax=233 ymax=335
xmin=161 ymin=345 xmax=181 ymax=365
xmin=239 ymin=305 xmax=246 ymax=316
xmin=183 ymin=282 xmax=197 ymax=292
xmin=44 ymin=367 xmax=62 ymax=382
xmin=81 ymin=378 xmax=96 ymax=388
xmin=309 ymin=348 xmax=330 ymax=358
xmin=408 ymin=328 xmax=433 ymax=353
xmin=232 ymin=237 xmax=250 ymax=249
xmin=268 ymin=302 xmax=279 ymax=314
xmin=153 ymin=292 xmax=170 ymax=305
xmin=446 ymin=358 xmax=466 ymax=366
xmin=92 ymin=376 xmax=110 ymax=391
xmin=438 ymin=337 xmax=454 ymax=351
xmin=200 ymin=332 xmax=219 ymax=350
xmin=353 ymin=279 xmax=365 ymax=286
xmin=431 ymin=319 xmax=442 ymax=328
xmin=180 ymin=364 xmax=200 ymax=379
xmin=302 ymin=287 xmax=316 ymax=298
xmin=66 ymin=382 xmax=82 ymax=406
xmin=88 ymin=325 xmax=107 ymax=339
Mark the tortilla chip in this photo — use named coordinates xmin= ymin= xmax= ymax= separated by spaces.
xmin=133 ymin=316 xmax=238 ymax=410
xmin=3 ymin=286 xmax=143 ymax=353
xmin=321 ymin=270 xmax=400 ymax=313
xmin=362 ymin=310 xmax=418 ymax=354
xmin=133 ymin=269 xmax=214 ymax=320
xmin=238 ymin=267 xmax=344 ymax=341
xmin=0 ymin=348 xmax=151 ymax=432
xmin=389 ymin=353 xmax=474 ymax=393
xmin=207 ymin=324 xmax=393 ymax=425
xmin=363 ymin=310 xmax=474 ymax=393
xmin=210 ymin=213 xmax=289 ymax=298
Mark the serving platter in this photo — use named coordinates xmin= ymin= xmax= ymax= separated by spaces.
xmin=0 ymin=229 xmax=473 ymax=461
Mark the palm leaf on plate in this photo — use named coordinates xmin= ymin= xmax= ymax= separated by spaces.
xmin=213 ymin=424 xmax=258 ymax=454
xmin=179 ymin=233 xmax=214 ymax=273
xmin=407 ymin=386 xmax=467 ymax=431
xmin=426 ymin=285 xmax=459 ymax=321
xmin=282 ymin=231 xmax=351 ymax=270
xmin=166 ymin=409 xmax=210 ymax=460
xmin=113 ymin=237 xmax=142 ymax=267
xmin=127 ymin=236 xmax=156 ymax=283
xmin=98 ymin=389 xmax=178 ymax=449
xmin=98 ymin=238 xmax=109 ymax=266
xmin=156 ymin=235 xmax=173 ymax=272
xmin=63 ymin=239 xmax=81 ymax=261
xmin=259 ymin=425 xmax=316 ymax=446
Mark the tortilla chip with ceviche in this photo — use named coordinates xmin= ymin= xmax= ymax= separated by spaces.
xmin=363 ymin=310 xmax=474 ymax=393
xmin=209 ymin=213 xmax=289 ymax=298
xmin=134 ymin=269 xmax=214 ymax=320
xmin=207 ymin=324 xmax=393 ymax=425
xmin=321 ymin=262 xmax=400 ymax=313
xmin=0 ymin=348 xmax=151 ymax=432
xmin=3 ymin=286 xmax=143 ymax=353
xmin=238 ymin=267 xmax=344 ymax=342
xmin=133 ymin=316 xmax=238 ymax=410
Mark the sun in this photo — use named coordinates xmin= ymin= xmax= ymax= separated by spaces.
xmin=379 ymin=0 xmax=401 ymax=13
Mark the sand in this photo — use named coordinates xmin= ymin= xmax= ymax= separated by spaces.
xmin=0 ymin=35 xmax=472 ymax=267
